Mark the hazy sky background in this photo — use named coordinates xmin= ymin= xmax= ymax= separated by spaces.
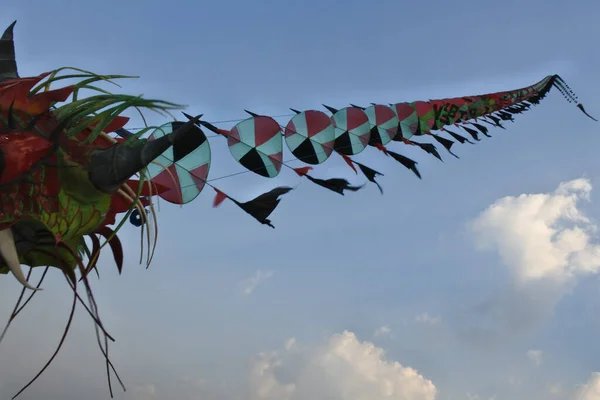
xmin=1 ymin=1 xmax=600 ymax=399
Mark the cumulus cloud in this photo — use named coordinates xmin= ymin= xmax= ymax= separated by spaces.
xmin=373 ymin=325 xmax=392 ymax=337
xmin=471 ymin=178 xmax=600 ymax=286
xmin=242 ymin=270 xmax=274 ymax=295
xmin=461 ymin=179 xmax=600 ymax=336
xmin=250 ymin=352 xmax=296 ymax=400
xmin=526 ymin=349 xmax=543 ymax=366
xmin=250 ymin=331 xmax=437 ymax=400
xmin=573 ymin=373 xmax=600 ymax=400
xmin=284 ymin=337 xmax=297 ymax=350
xmin=415 ymin=313 xmax=441 ymax=325
xmin=548 ymin=382 xmax=563 ymax=396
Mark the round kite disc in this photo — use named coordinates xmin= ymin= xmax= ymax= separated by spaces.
xmin=144 ymin=121 xmax=211 ymax=204
xmin=392 ymin=102 xmax=419 ymax=139
xmin=330 ymin=107 xmax=370 ymax=155
xmin=363 ymin=104 xmax=399 ymax=145
xmin=284 ymin=110 xmax=335 ymax=165
xmin=229 ymin=116 xmax=283 ymax=178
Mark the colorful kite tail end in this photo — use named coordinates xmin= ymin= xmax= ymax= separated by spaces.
xmin=576 ymin=103 xmax=598 ymax=121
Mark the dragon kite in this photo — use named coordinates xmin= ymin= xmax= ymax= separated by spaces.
xmin=0 ymin=20 xmax=596 ymax=398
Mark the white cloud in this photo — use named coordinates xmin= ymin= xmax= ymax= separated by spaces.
xmin=548 ymin=382 xmax=563 ymax=396
xmin=284 ymin=337 xmax=297 ymax=350
xmin=471 ymin=178 xmax=600 ymax=286
xmin=250 ymin=330 xmax=437 ymax=400
xmin=242 ymin=270 xmax=274 ymax=295
xmin=415 ymin=313 xmax=441 ymax=325
xmin=573 ymin=373 xmax=600 ymax=400
xmin=526 ymin=349 xmax=543 ymax=366
xmin=250 ymin=352 xmax=296 ymax=400
xmin=373 ymin=325 xmax=392 ymax=337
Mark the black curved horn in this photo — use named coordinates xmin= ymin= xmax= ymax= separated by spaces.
xmin=0 ymin=21 xmax=18 ymax=83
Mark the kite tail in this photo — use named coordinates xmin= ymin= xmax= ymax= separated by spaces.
xmin=550 ymin=75 xmax=599 ymax=121
xmin=546 ymin=75 xmax=596 ymax=121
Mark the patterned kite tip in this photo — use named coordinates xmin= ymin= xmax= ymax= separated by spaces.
xmin=1 ymin=21 xmax=16 ymax=40
xmin=182 ymin=112 xmax=203 ymax=125
xmin=576 ymin=103 xmax=598 ymax=121
xmin=349 ymin=103 xmax=365 ymax=110
xmin=322 ymin=104 xmax=338 ymax=114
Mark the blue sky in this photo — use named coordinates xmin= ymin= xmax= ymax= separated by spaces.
xmin=1 ymin=1 xmax=600 ymax=399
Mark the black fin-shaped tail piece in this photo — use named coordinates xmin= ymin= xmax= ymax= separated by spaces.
xmin=430 ymin=133 xmax=459 ymax=159
xmin=471 ymin=122 xmax=491 ymax=137
xmin=387 ymin=150 xmax=422 ymax=179
xmin=460 ymin=125 xmax=481 ymax=141
xmin=409 ymin=140 xmax=443 ymax=161
xmin=353 ymin=161 xmax=384 ymax=194
xmin=486 ymin=115 xmax=505 ymax=129
xmin=215 ymin=187 xmax=293 ymax=228
xmin=322 ymin=104 xmax=338 ymax=114
xmin=577 ymin=103 xmax=598 ymax=121
xmin=350 ymin=103 xmax=365 ymax=110
xmin=290 ymin=108 xmax=301 ymax=114
xmin=304 ymin=174 xmax=364 ymax=195
xmin=496 ymin=111 xmax=515 ymax=122
xmin=444 ymin=128 xmax=473 ymax=145
xmin=182 ymin=112 xmax=203 ymax=125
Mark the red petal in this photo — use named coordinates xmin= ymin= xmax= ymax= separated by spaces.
xmin=293 ymin=166 xmax=312 ymax=177
xmin=340 ymin=153 xmax=357 ymax=174
xmin=104 ymin=116 xmax=130 ymax=133
xmin=29 ymin=85 xmax=75 ymax=105
xmin=213 ymin=188 xmax=228 ymax=207
xmin=374 ymin=143 xmax=389 ymax=155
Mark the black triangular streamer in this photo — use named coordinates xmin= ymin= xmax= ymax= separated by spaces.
xmin=430 ymin=133 xmax=459 ymax=159
xmin=304 ymin=174 xmax=364 ymax=195
xmin=486 ymin=115 xmax=505 ymax=129
xmin=460 ymin=126 xmax=481 ymax=141
xmin=350 ymin=103 xmax=365 ymax=110
xmin=471 ymin=122 xmax=491 ymax=137
xmin=497 ymin=111 xmax=514 ymax=121
xmin=323 ymin=104 xmax=338 ymax=114
xmin=410 ymin=140 xmax=443 ymax=161
xmin=444 ymin=128 xmax=473 ymax=145
xmin=353 ymin=161 xmax=384 ymax=194
xmin=230 ymin=187 xmax=293 ymax=228
xmin=387 ymin=150 xmax=422 ymax=179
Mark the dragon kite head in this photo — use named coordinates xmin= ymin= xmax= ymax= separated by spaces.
xmin=0 ymin=21 xmax=203 ymax=290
